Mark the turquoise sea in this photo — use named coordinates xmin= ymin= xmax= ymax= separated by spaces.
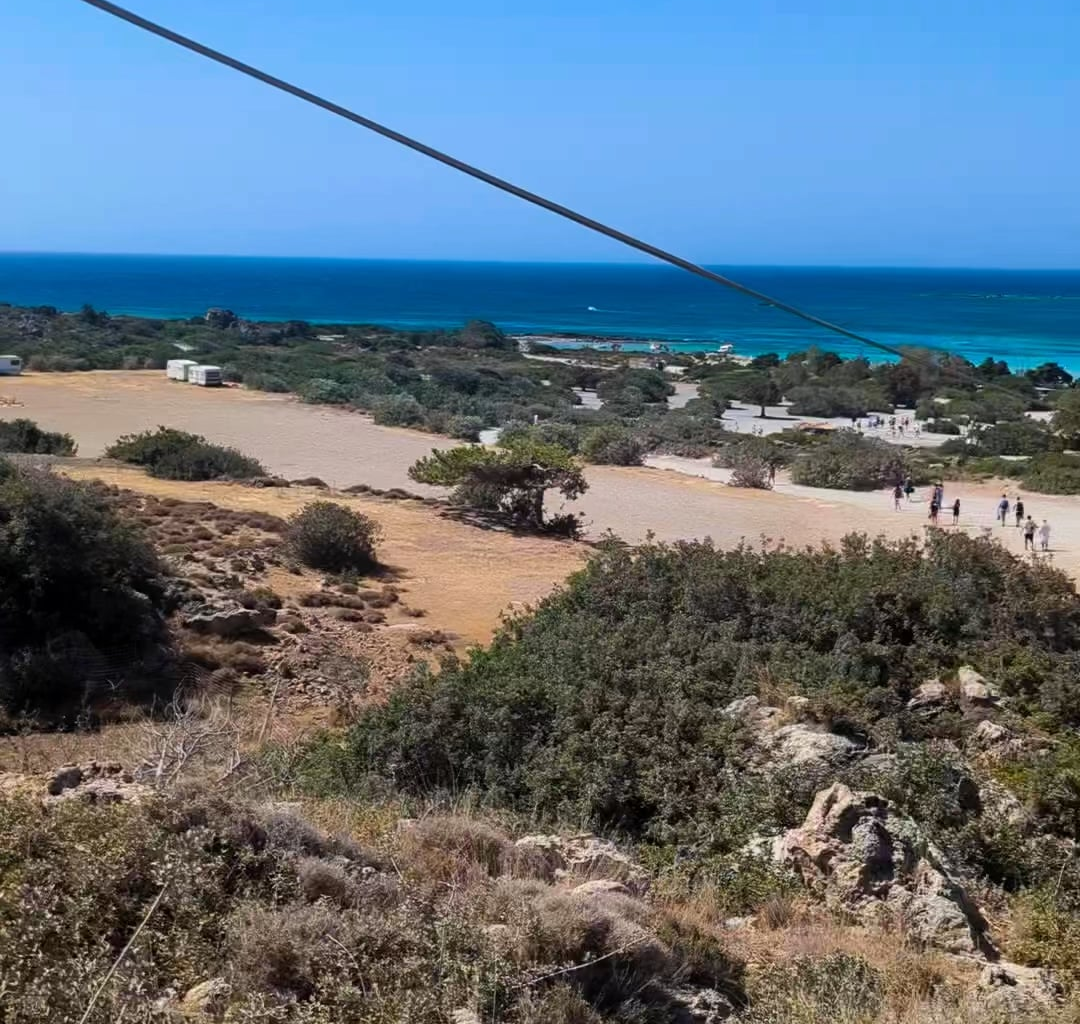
xmin=2 ymin=253 xmax=1079 ymax=370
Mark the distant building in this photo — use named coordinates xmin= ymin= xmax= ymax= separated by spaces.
xmin=188 ymin=365 xmax=223 ymax=387
xmin=0 ymin=355 xmax=23 ymax=376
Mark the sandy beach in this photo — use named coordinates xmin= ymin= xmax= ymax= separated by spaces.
xmin=5 ymin=371 xmax=1077 ymax=579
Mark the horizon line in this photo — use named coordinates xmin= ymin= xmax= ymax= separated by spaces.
xmin=2 ymin=249 xmax=1080 ymax=274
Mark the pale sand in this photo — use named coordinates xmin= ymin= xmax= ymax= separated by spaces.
xmin=7 ymin=371 xmax=1080 ymax=580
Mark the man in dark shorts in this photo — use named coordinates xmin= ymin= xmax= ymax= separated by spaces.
xmin=952 ymin=498 xmax=960 ymax=525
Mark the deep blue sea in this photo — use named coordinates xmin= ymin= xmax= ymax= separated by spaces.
xmin=2 ymin=253 xmax=1080 ymax=370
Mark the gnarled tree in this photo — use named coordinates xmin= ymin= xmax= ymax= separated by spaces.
xmin=409 ymin=438 xmax=587 ymax=530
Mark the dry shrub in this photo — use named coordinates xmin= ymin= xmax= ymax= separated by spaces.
xmin=364 ymin=610 xmax=386 ymax=624
xmin=397 ymin=816 xmax=512 ymax=885
xmin=334 ymin=608 xmax=365 ymax=623
xmin=297 ymin=856 xmax=358 ymax=906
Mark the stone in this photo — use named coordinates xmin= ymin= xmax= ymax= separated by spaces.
xmin=958 ymin=666 xmax=999 ymax=704
xmin=184 ymin=602 xmax=276 ymax=638
xmin=449 ymin=1011 xmax=482 ymax=1024
xmin=721 ymin=695 xmax=780 ymax=725
xmin=663 ymin=985 xmax=736 ymax=1022
xmin=907 ymin=679 xmax=948 ymax=713
xmin=765 ymin=724 xmax=858 ymax=768
xmin=785 ymin=694 xmax=811 ymax=717
xmin=978 ymin=961 xmax=1061 ymax=1018
xmin=518 ymin=833 xmax=648 ymax=893
xmin=775 ymin=782 xmax=990 ymax=954
xmin=180 ymin=977 xmax=231 ymax=1018
xmin=572 ymin=879 xmax=632 ymax=898
xmin=47 ymin=765 xmax=83 ymax=796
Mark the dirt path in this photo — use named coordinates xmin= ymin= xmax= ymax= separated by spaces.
xmin=10 ymin=372 xmax=1080 ymax=581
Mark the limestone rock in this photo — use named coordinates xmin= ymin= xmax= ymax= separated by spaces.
xmin=721 ymin=695 xmax=780 ymax=725
xmin=45 ymin=762 xmax=147 ymax=805
xmin=572 ymin=879 xmax=632 ymax=899
xmin=180 ymin=977 xmax=231 ymax=1019
xmin=907 ymin=679 xmax=949 ymax=713
xmin=958 ymin=666 xmax=999 ymax=705
xmin=764 ymin=724 xmax=858 ymax=768
xmin=978 ymin=961 xmax=1061 ymax=1018
xmin=775 ymin=782 xmax=990 ymax=954
xmin=184 ymin=602 xmax=276 ymax=638
xmin=514 ymin=833 xmax=648 ymax=893
xmin=663 ymin=985 xmax=735 ymax=1022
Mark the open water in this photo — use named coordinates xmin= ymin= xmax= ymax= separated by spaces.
xmin=2 ymin=253 xmax=1079 ymax=369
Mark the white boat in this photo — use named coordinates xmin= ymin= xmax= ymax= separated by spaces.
xmin=716 ymin=343 xmax=735 ymax=355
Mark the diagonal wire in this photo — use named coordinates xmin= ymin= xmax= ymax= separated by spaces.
xmin=79 ymin=0 xmax=1026 ymax=399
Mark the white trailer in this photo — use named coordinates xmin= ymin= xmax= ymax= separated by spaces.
xmin=166 ymin=358 xmax=198 ymax=381
xmin=188 ymin=365 xmax=223 ymax=387
xmin=0 ymin=356 xmax=23 ymax=376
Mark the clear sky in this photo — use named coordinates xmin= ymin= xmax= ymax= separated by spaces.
xmin=1 ymin=0 xmax=1077 ymax=267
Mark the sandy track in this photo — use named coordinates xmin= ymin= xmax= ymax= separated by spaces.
xmin=8 ymin=372 xmax=1080 ymax=581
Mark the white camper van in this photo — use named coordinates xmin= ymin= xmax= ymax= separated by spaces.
xmin=166 ymin=358 xmax=198 ymax=381
xmin=188 ymin=365 xmax=223 ymax=387
xmin=0 ymin=356 xmax=23 ymax=376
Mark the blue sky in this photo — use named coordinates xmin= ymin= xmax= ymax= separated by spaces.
xmin=1 ymin=0 xmax=1077 ymax=266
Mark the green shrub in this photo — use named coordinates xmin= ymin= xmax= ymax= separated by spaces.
xmin=790 ymin=433 xmax=907 ymax=490
xmin=409 ymin=439 xmax=587 ymax=530
xmin=972 ymin=420 xmax=1061 ymax=456
xmin=926 ymin=418 xmax=961 ymax=435
xmin=446 ymin=415 xmax=486 ymax=441
xmin=298 ymin=378 xmax=352 ymax=405
xmin=244 ymin=372 xmax=290 ymax=393
xmin=1022 ymin=453 xmax=1080 ymax=495
xmin=287 ymin=501 xmax=381 ymax=573
xmin=787 ymin=385 xmax=870 ymax=418
xmin=744 ymin=954 xmax=883 ymax=1024
xmin=330 ymin=533 xmax=1080 ymax=850
xmin=106 ymin=427 xmax=265 ymax=481
xmin=580 ymin=424 xmax=645 ymax=465
xmin=0 ymin=462 xmax=172 ymax=720
xmin=0 ymin=418 xmax=77 ymax=455
xmin=372 ymin=394 xmax=425 ymax=427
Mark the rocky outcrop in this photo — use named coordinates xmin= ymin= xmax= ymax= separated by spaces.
xmin=721 ymin=696 xmax=859 ymax=772
xmin=45 ymin=761 xmax=147 ymax=805
xmin=957 ymin=666 xmax=1000 ymax=705
xmin=515 ymin=833 xmax=649 ymax=894
xmin=180 ymin=977 xmax=231 ymax=1019
xmin=774 ymin=782 xmax=990 ymax=954
xmin=184 ymin=602 xmax=276 ymax=637
xmin=978 ymin=961 xmax=1062 ymax=1019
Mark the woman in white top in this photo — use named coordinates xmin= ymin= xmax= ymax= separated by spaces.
xmin=1039 ymin=520 xmax=1051 ymax=551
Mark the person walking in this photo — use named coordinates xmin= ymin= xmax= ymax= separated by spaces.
xmin=952 ymin=498 xmax=961 ymax=525
xmin=997 ymin=494 xmax=1010 ymax=526
xmin=768 ymin=462 xmax=776 ymax=486
xmin=893 ymin=483 xmax=903 ymax=511
xmin=1015 ymin=498 xmax=1025 ymax=528
xmin=929 ymin=496 xmax=940 ymax=525
xmin=1039 ymin=519 xmax=1051 ymax=552
xmin=1023 ymin=516 xmax=1037 ymax=550
xmin=904 ymin=476 xmax=915 ymax=502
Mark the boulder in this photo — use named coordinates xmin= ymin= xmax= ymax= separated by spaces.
xmin=978 ymin=961 xmax=1061 ymax=1018
xmin=572 ymin=879 xmax=632 ymax=899
xmin=47 ymin=765 xmax=83 ymax=796
xmin=775 ymin=782 xmax=990 ymax=954
xmin=663 ymin=985 xmax=736 ymax=1022
xmin=184 ymin=602 xmax=276 ymax=638
xmin=764 ymin=724 xmax=858 ymax=769
xmin=721 ymin=695 xmax=780 ymax=726
xmin=180 ymin=978 xmax=231 ymax=1019
xmin=907 ymin=679 xmax=949 ymax=714
xmin=514 ymin=833 xmax=648 ymax=893
xmin=958 ymin=666 xmax=999 ymax=705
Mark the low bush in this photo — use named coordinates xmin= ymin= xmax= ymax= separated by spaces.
xmin=106 ymin=427 xmax=265 ymax=481
xmin=287 ymin=501 xmax=382 ymax=573
xmin=790 ymin=433 xmax=907 ymax=490
xmin=787 ymin=385 xmax=870 ymax=418
xmin=327 ymin=533 xmax=1080 ymax=852
xmin=1021 ymin=453 xmax=1080 ymax=495
xmin=580 ymin=424 xmax=645 ymax=465
xmin=0 ymin=418 xmax=77 ymax=455
xmin=926 ymin=418 xmax=961 ymax=435
xmin=971 ymin=420 xmax=1062 ymax=457
xmin=0 ymin=461 xmax=172 ymax=720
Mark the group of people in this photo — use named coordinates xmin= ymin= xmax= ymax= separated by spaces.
xmin=997 ymin=494 xmax=1052 ymax=551
xmin=890 ymin=483 xmax=1053 ymax=552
